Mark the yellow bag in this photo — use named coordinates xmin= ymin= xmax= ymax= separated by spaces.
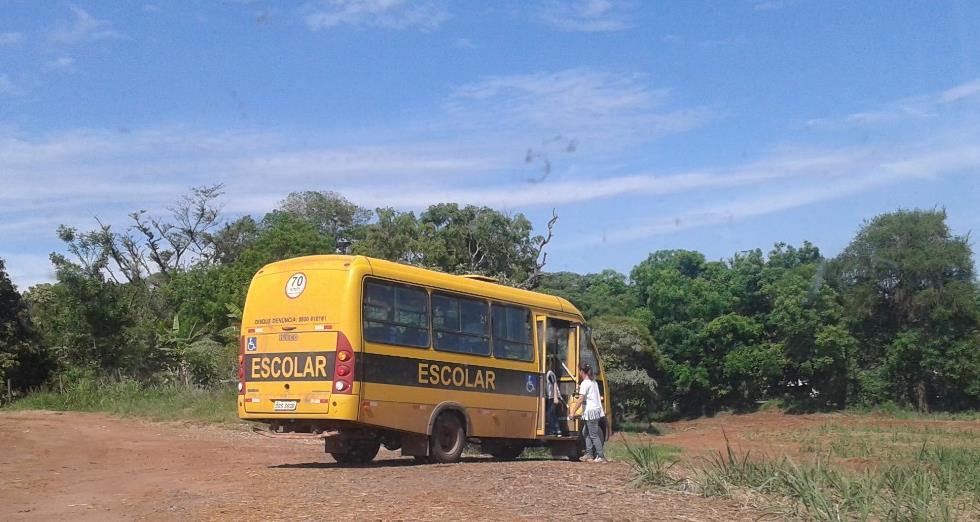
xmin=567 ymin=393 xmax=584 ymax=418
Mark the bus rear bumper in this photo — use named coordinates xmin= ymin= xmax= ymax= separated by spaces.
xmin=237 ymin=393 xmax=361 ymax=422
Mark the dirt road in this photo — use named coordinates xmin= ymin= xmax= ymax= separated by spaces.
xmin=0 ymin=411 xmax=759 ymax=521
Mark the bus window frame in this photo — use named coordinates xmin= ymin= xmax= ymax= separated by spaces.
xmin=362 ymin=278 xmax=431 ymax=349
xmin=431 ymin=291 xmax=491 ymax=357
xmin=490 ymin=302 xmax=534 ymax=362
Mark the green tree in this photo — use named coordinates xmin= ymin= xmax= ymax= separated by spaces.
xmin=210 ymin=216 xmax=260 ymax=265
xmin=168 ymin=211 xmax=335 ymax=331
xmin=538 ymin=270 xmax=638 ymax=319
xmin=591 ymin=316 xmax=664 ymax=420
xmin=764 ymin=265 xmax=857 ymax=409
xmin=356 ymin=204 xmax=556 ymax=288
xmin=0 ymin=258 xmax=51 ymax=394
xmin=630 ymin=250 xmax=734 ymax=414
xmin=830 ymin=209 xmax=980 ymax=411
xmin=278 ymin=191 xmax=372 ymax=252
xmin=353 ymin=207 xmax=423 ymax=263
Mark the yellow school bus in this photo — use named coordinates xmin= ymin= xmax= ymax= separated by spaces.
xmin=238 ymin=255 xmax=611 ymax=463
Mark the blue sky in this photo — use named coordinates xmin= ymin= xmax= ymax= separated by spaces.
xmin=2 ymin=1 xmax=979 ymax=289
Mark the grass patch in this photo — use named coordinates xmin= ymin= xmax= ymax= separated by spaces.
xmin=5 ymin=376 xmax=241 ymax=425
xmin=846 ymin=404 xmax=980 ymax=421
xmin=616 ymin=420 xmax=663 ymax=435
xmin=520 ymin=446 xmax=552 ymax=459
xmin=605 ymin=437 xmax=681 ymax=463
xmin=624 ymin=433 xmax=980 ymax=521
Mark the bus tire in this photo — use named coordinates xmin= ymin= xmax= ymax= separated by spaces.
xmin=331 ymin=439 xmax=381 ymax=465
xmin=428 ymin=412 xmax=465 ymax=463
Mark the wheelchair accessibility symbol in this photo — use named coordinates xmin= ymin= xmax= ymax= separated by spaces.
xmin=246 ymin=337 xmax=258 ymax=351
xmin=525 ymin=374 xmax=537 ymax=394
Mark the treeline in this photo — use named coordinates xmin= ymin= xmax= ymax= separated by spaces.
xmin=539 ymin=210 xmax=980 ymax=417
xmin=0 ymin=188 xmax=553 ymax=396
xmin=1 ymin=187 xmax=978 ymax=418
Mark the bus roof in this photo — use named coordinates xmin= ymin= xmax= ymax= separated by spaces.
xmin=256 ymin=254 xmax=583 ymax=318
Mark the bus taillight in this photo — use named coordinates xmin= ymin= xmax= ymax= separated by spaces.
xmin=333 ymin=332 xmax=354 ymax=394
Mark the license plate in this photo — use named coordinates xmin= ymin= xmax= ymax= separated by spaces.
xmin=273 ymin=400 xmax=297 ymax=412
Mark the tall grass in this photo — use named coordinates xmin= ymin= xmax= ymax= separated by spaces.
xmin=5 ymin=375 xmax=241 ymax=425
xmin=620 ymin=436 xmax=681 ymax=486
xmin=624 ymin=437 xmax=980 ymax=521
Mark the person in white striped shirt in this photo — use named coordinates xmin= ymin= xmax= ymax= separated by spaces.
xmin=569 ymin=362 xmax=606 ymax=462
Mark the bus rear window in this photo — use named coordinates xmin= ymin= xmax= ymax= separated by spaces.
xmin=491 ymin=304 xmax=533 ymax=361
xmin=363 ymin=280 xmax=429 ymax=348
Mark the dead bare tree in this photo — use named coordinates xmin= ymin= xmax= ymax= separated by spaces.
xmin=131 ymin=184 xmax=225 ymax=277
xmin=520 ymin=208 xmax=558 ymax=290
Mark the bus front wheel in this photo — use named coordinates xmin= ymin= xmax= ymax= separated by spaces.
xmin=428 ymin=413 xmax=465 ymax=463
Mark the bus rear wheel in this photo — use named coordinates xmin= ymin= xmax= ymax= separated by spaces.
xmin=428 ymin=413 xmax=465 ymax=463
xmin=331 ymin=439 xmax=381 ymax=465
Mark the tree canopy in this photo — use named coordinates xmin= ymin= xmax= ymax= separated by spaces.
xmin=3 ymin=192 xmax=978 ymax=418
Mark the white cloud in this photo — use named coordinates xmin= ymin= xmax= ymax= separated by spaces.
xmin=47 ymin=5 xmax=124 ymax=44
xmin=0 ymin=32 xmax=23 ymax=45
xmin=0 ymin=75 xmax=26 ymax=96
xmin=7 ymin=74 xmax=979 ymax=288
xmin=448 ymin=69 xmax=710 ymax=146
xmin=659 ymin=34 xmax=748 ymax=48
xmin=305 ymin=0 xmax=449 ymax=31
xmin=0 ymin=254 xmax=57 ymax=291
xmin=538 ymin=0 xmax=634 ymax=32
xmin=0 ymin=126 xmax=508 ymax=221
xmin=581 ymin=136 xmax=980 ymax=245
xmin=752 ymin=0 xmax=799 ymax=11
xmin=44 ymin=56 xmax=76 ymax=72
xmin=806 ymin=77 xmax=980 ymax=128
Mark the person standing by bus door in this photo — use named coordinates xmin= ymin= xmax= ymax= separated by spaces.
xmin=545 ymin=361 xmax=562 ymax=435
xmin=569 ymin=363 xmax=606 ymax=462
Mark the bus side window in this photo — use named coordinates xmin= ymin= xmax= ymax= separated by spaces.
xmin=492 ymin=305 xmax=533 ymax=361
xmin=363 ymin=280 xmax=430 ymax=348
xmin=433 ymin=293 xmax=490 ymax=356
xmin=548 ymin=322 xmax=569 ymax=364
xmin=579 ymin=326 xmax=598 ymax=372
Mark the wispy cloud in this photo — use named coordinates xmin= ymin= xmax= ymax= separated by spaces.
xmin=448 ymin=68 xmax=710 ymax=147
xmin=0 ymin=74 xmax=27 ymax=96
xmin=454 ymin=38 xmax=474 ymax=49
xmin=0 ymin=254 xmax=57 ymax=291
xmin=659 ymin=34 xmax=748 ymax=48
xmin=0 ymin=126 xmax=507 ymax=221
xmin=806 ymin=78 xmax=980 ymax=128
xmin=583 ymin=135 xmax=980 ymax=245
xmin=305 ymin=0 xmax=449 ymax=31
xmin=752 ymin=0 xmax=799 ymax=12
xmin=0 ymin=32 xmax=23 ymax=46
xmin=537 ymin=0 xmax=634 ymax=32
xmin=44 ymin=56 xmax=76 ymax=72
xmin=47 ymin=5 xmax=124 ymax=44
xmin=6 ymin=73 xmax=979 ymax=287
